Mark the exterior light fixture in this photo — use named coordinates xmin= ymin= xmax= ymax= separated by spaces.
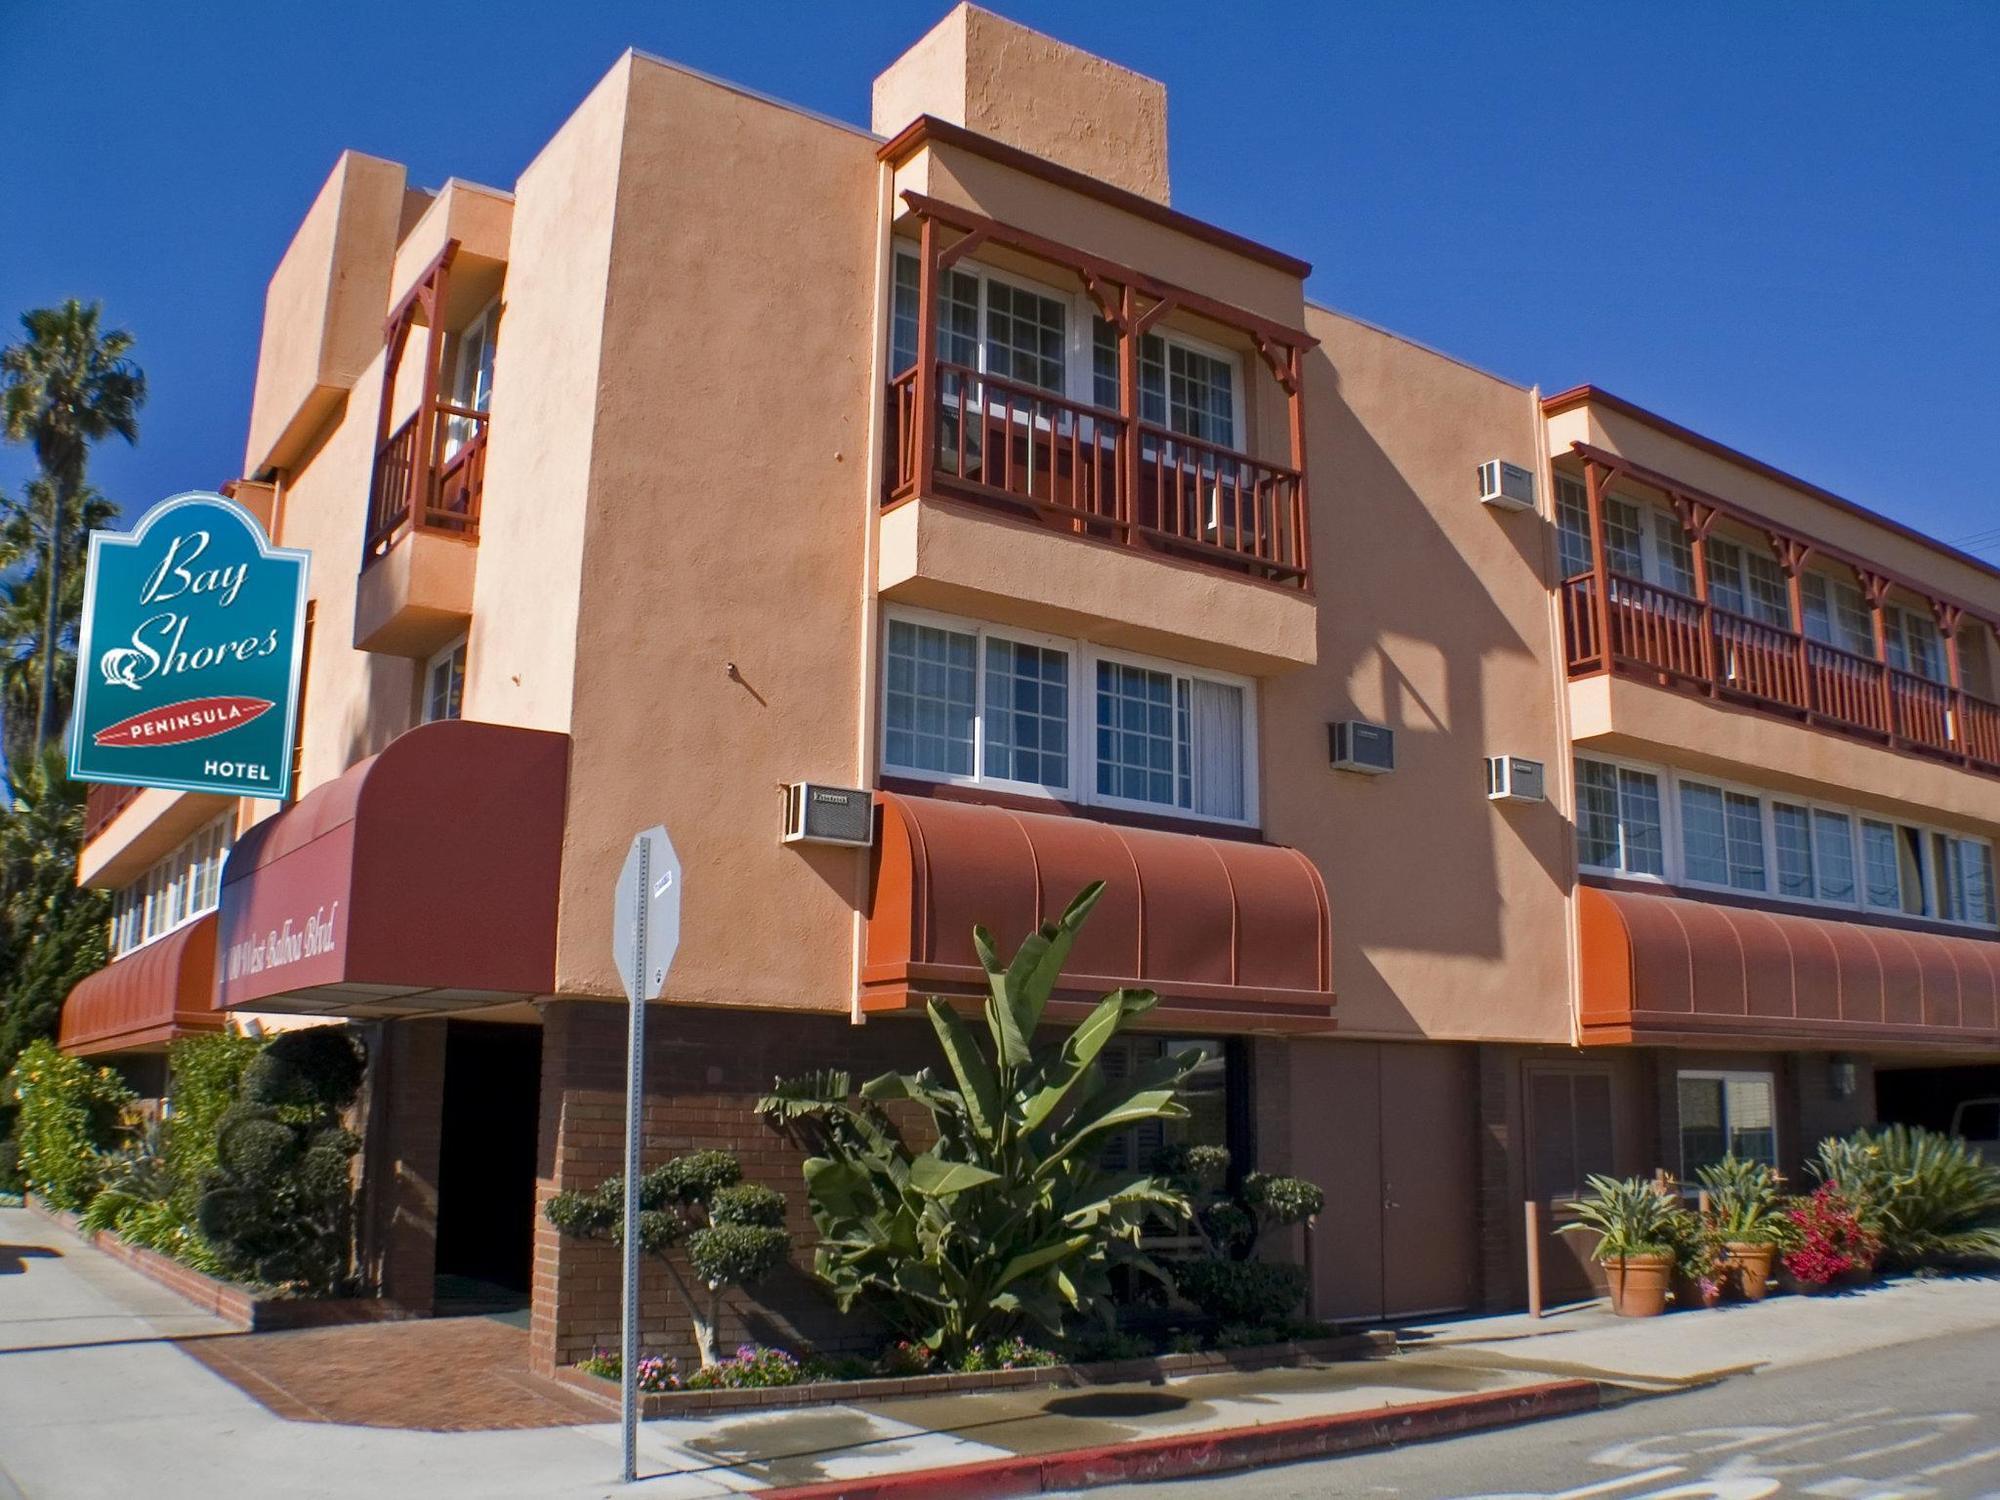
xmin=1828 ymin=1054 xmax=1859 ymax=1101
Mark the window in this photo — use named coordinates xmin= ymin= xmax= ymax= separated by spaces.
xmin=1097 ymin=1037 xmax=1228 ymax=1174
xmin=1678 ymin=1072 xmax=1777 ymax=1176
xmin=1555 ymin=475 xmax=1592 ymax=579
xmin=1861 ymin=820 xmax=1905 ymax=911
xmin=884 ymin=618 xmax=979 ymax=779
xmin=1094 ymin=659 xmax=1246 ymax=819
xmin=1092 ymin=319 xmax=1239 ymax=448
xmin=445 ymin=302 xmax=497 ymax=458
xmin=424 ymin=638 xmax=466 ymax=724
xmin=983 ymin=278 xmax=1066 ymax=393
xmin=1801 ymin=572 xmax=1873 ymax=657
xmin=880 ymin=609 xmax=1255 ymax=822
xmin=1884 ymin=605 xmax=1945 ymax=683
xmin=891 ymin=249 xmax=1066 ymax=393
xmin=108 ymin=817 xmax=235 ymax=958
xmin=1679 ymin=781 xmax=1766 ymax=891
xmin=890 ymin=253 xmax=922 ymax=374
xmin=1575 ymin=758 xmax=1664 ymax=875
xmin=1601 ymin=496 xmax=1645 ymax=578
xmin=1651 ymin=510 xmax=1696 ymax=596
xmin=1709 ymin=538 xmax=1792 ymax=627
xmin=1773 ymin=801 xmax=1856 ymax=903
xmin=1935 ymin=834 xmax=1998 ymax=927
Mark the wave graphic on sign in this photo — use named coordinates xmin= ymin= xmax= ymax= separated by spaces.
xmin=92 ymin=696 xmax=275 ymax=748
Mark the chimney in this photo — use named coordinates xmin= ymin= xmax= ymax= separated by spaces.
xmin=872 ymin=4 xmax=1170 ymax=205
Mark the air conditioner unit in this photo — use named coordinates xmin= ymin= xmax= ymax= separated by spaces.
xmin=1478 ymin=459 xmax=1536 ymax=513
xmin=782 ymin=783 xmax=874 ymax=847
xmin=1328 ymin=721 xmax=1395 ymax=775
xmin=1485 ymin=756 xmax=1547 ymax=804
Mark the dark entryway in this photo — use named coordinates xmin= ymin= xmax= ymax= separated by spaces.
xmin=433 ymin=1020 xmax=542 ymax=1311
xmin=1876 ymin=1063 xmax=2000 ymax=1136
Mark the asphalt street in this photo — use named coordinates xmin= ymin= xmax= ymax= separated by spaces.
xmin=1083 ymin=1321 xmax=2000 ymax=1500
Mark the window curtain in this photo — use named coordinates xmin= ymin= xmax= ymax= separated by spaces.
xmin=1189 ymin=678 xmax=1245 ymax=821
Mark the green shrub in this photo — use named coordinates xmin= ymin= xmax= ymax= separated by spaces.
xmin=0 ymin=1133 xmax=19 ymax=1193
xmin=545 ymin=1154 xmax=790 ymax=1369
xmin=1559 ymin=1175 xmax=1686 ymax=1262
xmin=8 ymin=1039 xmax=133 ymax=1210
xmin=1695 ymin=1156 xmax=1787 ymax=1245
xmin=195 ymin=1027 xmax=366 ymax=1292
xmin=1170 ymin=1258 xmax=1309 ymax=1325
xmin=760 ymin=883 xmax=1201 ymax=1361
xmin=1813 ymin=1125 xmax=2000 ymax=1266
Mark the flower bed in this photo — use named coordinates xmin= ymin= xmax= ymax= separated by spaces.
xmin=28 ymin=1197 xmax=413 ymax=1332
xmin=553 ymin=1331 xmax=1393 ymax=1419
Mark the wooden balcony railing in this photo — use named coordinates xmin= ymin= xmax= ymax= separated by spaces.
xmin=1564 ymin=571 xmax=2000 ymax=773
xmin=888 ymin=360 xmax=1308 ymax=586
xmin=886 ymin=196 xmax=1314 ymax=590
xmin=83 ymin=782 xmax=141 ymax=844
xmin=365 ymin=401 xmax=487 ymax=563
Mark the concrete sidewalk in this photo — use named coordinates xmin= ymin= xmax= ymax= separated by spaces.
xmin=5 ymin=1205 xmax=1999 ymax=1499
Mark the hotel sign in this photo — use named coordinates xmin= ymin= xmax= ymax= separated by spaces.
xmin=71 ymin=492 xmax=310 ymax=799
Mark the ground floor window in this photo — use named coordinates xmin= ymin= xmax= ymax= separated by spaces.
xmin=1096 ymin=1036 xmax=1230 ymax=1174
xmin=1677 ymin=1070 xmax=1777 ymax=1177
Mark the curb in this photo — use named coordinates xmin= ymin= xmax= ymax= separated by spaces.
xmin=761 ymin=1378 xmax=1603 ymax=1499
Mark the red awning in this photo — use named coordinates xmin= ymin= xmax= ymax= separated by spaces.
xmin=864 ymin=792 xmax=1335 ymax=1033
xmin=1580 ymin=884 xmax=2000 ymax=1050
xmin=216 ymin=719 xmax=568 ymax=1017
xmin=59 ymin=914 xmax=223 ymax=1057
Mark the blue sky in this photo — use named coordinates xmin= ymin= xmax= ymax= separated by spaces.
xmin=2 ymin=1 xmax=1995 ymax=555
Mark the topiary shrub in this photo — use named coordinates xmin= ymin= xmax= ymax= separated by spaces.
xmin=195 ymin=1026 xmax=366 ymax=1293
xmin=544 ymin=1151 xmax=791 ymax=1369
xmin=8 ymin=1039 xmax=133 ymax=1210
xmin=1152 ymin=1144 xmax=1324 ymax=1330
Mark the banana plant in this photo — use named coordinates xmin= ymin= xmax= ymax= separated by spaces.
xmin=758 ymin=882 xmax=1204 ymax=1357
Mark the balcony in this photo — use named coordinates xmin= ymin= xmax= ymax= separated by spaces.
xmin=84 ymin=782 xmax=142 ymax=844
xmin=354 ymin=238 xmax=485 ymax=658
xmin=877 ymin=194 xmax=1319 ymax=675
xmin=1560 ymin=444 xmax=2000 ymax=781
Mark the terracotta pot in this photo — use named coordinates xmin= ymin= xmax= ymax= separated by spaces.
xmin=1726 ymin=1242 xmax=1776 ymax=1302
xmin=1603 ymin=1253 xmax=1673 ymax=1317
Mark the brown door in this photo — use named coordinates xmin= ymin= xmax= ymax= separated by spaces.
xmin=1380 ymin=1045 xmax=1478 ymax=1318
xmin=1292 ymin=1043 xmax=1477 ymax=1322
xmin=1525 ymin=1065 xmax=1617 ymax=1304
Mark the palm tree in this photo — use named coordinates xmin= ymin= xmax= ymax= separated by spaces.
xmin=0 ymin=477 xmax=117 ymax=776
xmin=0 ymin=301 xmax=145 ymax=758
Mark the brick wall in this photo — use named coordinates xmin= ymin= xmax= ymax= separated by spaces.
xmin=530 ymin=999 xmax=941 ymax=1375
xmin=356 ymin=1017 xmax=447 ymax=1313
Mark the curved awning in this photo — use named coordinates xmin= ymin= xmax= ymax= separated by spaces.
xmin=59 ymin=914 xmax=223 ymax=1057
xmin=216 ymin=719 xmax=568 ymax=1017
xmin=865 ymin=792 xmax=1334 ymax=1033
xmin=1580 ymin=884 xmax=2000 ymax=1050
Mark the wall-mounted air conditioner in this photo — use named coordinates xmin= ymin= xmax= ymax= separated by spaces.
xmin=782 ymin=783 xmax=874 ymax=847
xmin=1478 ymin=459 xmax=1536 ymax=513
xmin=1485 ymin=756 xmax=1547 ymax=804
xmin=1329 ymin=721 xmax=1395 ymax=775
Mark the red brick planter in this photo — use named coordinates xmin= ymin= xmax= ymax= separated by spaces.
xmin=28 ymin=1197 xmax=417 ymax=1332
xmin=551 ymin=1331 xmax=1395 ymax=1419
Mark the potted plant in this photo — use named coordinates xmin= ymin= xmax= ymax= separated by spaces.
xmin=1696 ymin=1156 xmax=1787 ymax=1300
xmin=1667 ymin=1212 xmax=1731 ymax=1309
xmin=1559 ymin=1174 xmax=1681 ymax=1317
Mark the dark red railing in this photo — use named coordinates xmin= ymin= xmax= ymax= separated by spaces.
xmin=1564 ymin=572 xmax=2000 ymax=774
xmin=889 ymin=359 xmax=1307 ymax=587
xmin=365 ymin=401 xmax=488 ymax=563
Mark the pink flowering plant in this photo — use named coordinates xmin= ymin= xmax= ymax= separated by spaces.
xmin=683 ymin=1344 xmax=802 ymax=1390
xmin=578 ymin=1349 xmax=681 ymax=1393
xmin=1781 ymin=1184 xmax=1881 ymax=1288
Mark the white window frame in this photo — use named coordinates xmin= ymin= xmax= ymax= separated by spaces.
xmin=109 ymin=815 xmax=235 ymax=959
xmin=878 ymin=605 xmax=1258 ymax=827
xmin=891 ymin=242 xmax=1247 ymax=449
xmin=1574 ymin=749 xmax=1999 ymax=931
xmin=423 ymin=635 xmax=468 ymax=725
xmin=1574 ymin=754 xmax=1669 ymax=882
xmin=1677 ymin=1068 xmax=1779 ymax=1179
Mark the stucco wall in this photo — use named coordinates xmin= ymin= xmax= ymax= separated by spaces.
xmin=873 ymin=5 xmax=1172 ymax=207
xmin=461 ymin=58 xmax=633 ymax=736
xmin=244 ymin=152 xmax=408 ymax=476
xmin=550 ymin=57 xmax=881 ymax=1009
xmin=1270 ymin=309 xmax=1574 ymax=1045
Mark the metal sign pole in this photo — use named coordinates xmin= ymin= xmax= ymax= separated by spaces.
xmin=620 ymin=836 xmax=648 ymax=1486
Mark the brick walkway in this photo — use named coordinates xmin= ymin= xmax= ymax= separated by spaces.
xmin=176 ymin=1314 xmax=606 ymax=1430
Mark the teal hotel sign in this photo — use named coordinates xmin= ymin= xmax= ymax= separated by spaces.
xmin=71 ymin=492 xmax=310 ymax=799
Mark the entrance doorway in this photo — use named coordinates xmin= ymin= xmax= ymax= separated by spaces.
xmin=433 ymin=1020 xmax=542 ymax=1312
